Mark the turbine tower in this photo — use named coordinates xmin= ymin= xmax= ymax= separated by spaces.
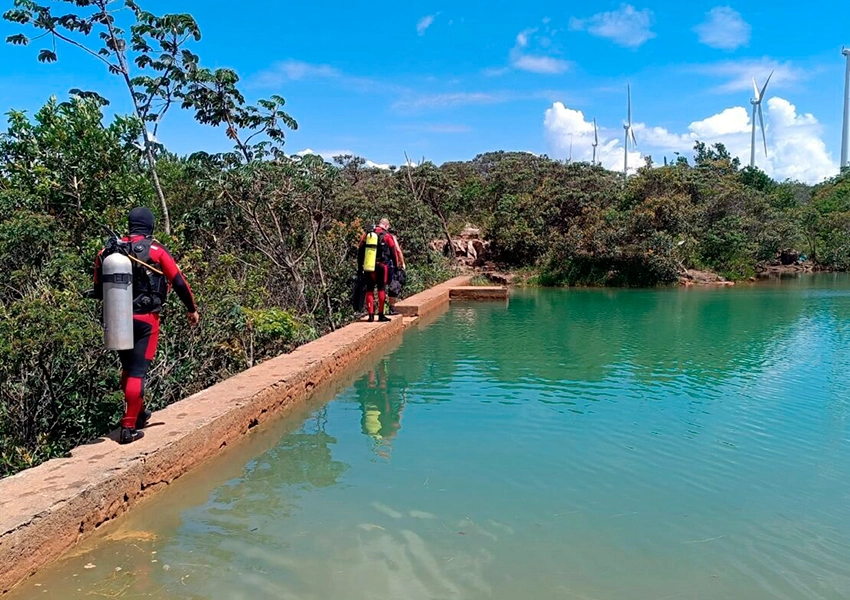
xmin=623 ymin=85 xmax=637 ymax=181
xmin=749 ymin=71 xmax=773 ymax=168
xmin=592 ymin=118 xmax=598 ymax=166
xmin=841 ymin=47 xmax=850 ymax=169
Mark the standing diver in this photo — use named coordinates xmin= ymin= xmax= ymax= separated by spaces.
xmin=385 ymin=226 xmax=406 ymax=315
xmin=357 ymin=218 xmax=402 ymax=322
xmin=93 ymin=207 xmax=200 ymax=444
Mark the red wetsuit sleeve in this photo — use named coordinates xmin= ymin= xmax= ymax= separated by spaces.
xmin=149 ymin=243 xmax=197 ymax=313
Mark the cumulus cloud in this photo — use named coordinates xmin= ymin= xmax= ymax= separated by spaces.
xmin=417 ymin=15 xmax=435 ymax=36
xmin=295 ymin=149 xmax=393 ymax=170
xmin=544 ymin=98 xmax=837 ymax=183
xmin=544 ymin=103 xmax=640 ymax=170
xmin=688 ymin=107 xmax=750 ymax=137
xmin=694 ymin=7 xmax=751 ymax=50
xmin=569 ymin=4 xmax=655 ymax=49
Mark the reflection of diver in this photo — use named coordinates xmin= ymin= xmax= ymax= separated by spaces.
xmin=359 ymin=360 xmax=406 ymax=454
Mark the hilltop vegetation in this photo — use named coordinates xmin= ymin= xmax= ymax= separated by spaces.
xmin=1 ymin=1 xmax=849 ymax=477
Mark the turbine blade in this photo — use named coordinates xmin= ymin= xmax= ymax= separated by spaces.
xmin=760 ymin=70 xmax=774 ymax=102
xmin=752 ymin=77 xmax=760 ymax=100
xmin=627 ymin=84 xmax=632 ymax=125
xmin=630 ymin=127 xmax=637 ymax=148
xmin=593 ymin=118 xmax=598 ymax=144
xmin=758 ymin=104 xmax=767 ymax=156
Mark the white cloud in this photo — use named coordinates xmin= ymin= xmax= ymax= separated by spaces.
xmin=393 ymin=89 xmax=567 ymax=112
xmin=543 ymin=98 xmax=837 ymax=183
xmin=544 ymin=102 xmax=641 ymax=170
xmin=396 ymin=123 xmax=472 ymax=134
xmin=482 ymin=66 xmax=510 ymax=77
xmin=761 ymin=97 xmax=833 ymax=182
xmin=365 ymin=160 xmax=393 ymax=170
xmin=569 ymin=4 xmax=655 ymax=49
xmin=511 ymin=54 xmax=571 ymax=75
xmin=694 ymin=7 xmax=751 ymax=50
xmin=694 ymin=59 xmax=806 ymax=94
xmin=254 ymin=60 xmax=340 ymax=86
xmin=516 ymin=28 xmax=536 ymax=47
xmin=508 ymin=26 xmax=571 ymax=75
xmin=417 ymin=15 xmax=435 ymax=36
xmin=688 ymin=107 xmax=750 ymax=137
xmin=295 ymin=149 xmax=393 ymax=170
xmin=393 ymin=92 xmax=506 ymax=111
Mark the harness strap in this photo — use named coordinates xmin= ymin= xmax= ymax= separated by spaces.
xmin=126 ymin=253 xmax=164 ymax=275
xmin=102 ymin=273 xmax=133 ymax=284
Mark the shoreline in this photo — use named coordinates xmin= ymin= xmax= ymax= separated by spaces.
xmin=477 ymin=264 xmax=835 ymax=289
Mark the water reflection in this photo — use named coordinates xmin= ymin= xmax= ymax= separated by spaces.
xmin=355 ymin=360 xmax=407 ymax=456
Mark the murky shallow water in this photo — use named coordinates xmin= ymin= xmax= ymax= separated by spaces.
xmin=8 ymin=275 xmax=850 ymax=599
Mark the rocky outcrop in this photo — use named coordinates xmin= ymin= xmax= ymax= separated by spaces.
xmin=679 ymin=269 xmax=735 ymax=287
xmin=757 ymin=249 xmax=818 ymax=277
xmin=431 ymin=226 xmax=491 ymax=268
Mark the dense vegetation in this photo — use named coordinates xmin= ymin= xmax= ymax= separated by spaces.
xmin=2 ymin=1 xmax=849 ymax=477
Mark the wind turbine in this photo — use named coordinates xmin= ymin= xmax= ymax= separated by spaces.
xmin=841 ymin=47 xmax=850 ymax=169
xmin=623 ymin=85 xmax=637 ymax=181
xmin=592 ymin=118 xmax=598 ymax=166
xmin=749 ymin=71 xmax=773 ymax=168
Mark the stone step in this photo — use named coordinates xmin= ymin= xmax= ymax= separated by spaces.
xmin=449 ymin=286 xmax=508 ymax=300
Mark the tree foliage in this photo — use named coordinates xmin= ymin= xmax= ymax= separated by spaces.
xmin=4 ymin=0 xmax=204 ymax=234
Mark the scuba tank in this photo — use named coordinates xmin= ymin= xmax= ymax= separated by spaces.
xmin=101 ymin=228 xmax=135 ymax=350
xmin=363 ymin=230 xmax=379 ymax=272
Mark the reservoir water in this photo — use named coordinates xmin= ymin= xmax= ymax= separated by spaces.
xmin=9 ymin=275 xmax=850 ymax=599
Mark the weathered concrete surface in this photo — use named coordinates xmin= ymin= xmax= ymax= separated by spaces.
xmin=0 ymin=275 xmax=475 ymax=594
xmin=449 ymin=286 xmax=508 ymax=300
xmin=394 ymin=275 xmax=473 ymax=318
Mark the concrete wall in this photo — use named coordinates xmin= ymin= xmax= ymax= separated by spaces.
xmin=0 ymin=275 xmax=480 ymax=594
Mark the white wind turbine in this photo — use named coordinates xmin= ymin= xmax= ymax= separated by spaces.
xmin=623 ymin=85 xmax=637 ymax=181
xmin=592 ymin=118 xmax=598 ymax=166
xmin=841 ymin=47 xmax=850 ymax=169
xmin=749 ymin=71 xmax=773 ymax=168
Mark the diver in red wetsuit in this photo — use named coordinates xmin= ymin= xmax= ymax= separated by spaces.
xmin=357 ymin=218 xmax=402 ymax=322
xmin=93 ymin=207 xmax=200 ymax=444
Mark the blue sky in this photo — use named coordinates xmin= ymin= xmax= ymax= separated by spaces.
xmin=1 ymin=1 xmax=848 ymax=182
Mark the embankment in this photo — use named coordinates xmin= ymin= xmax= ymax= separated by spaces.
xmin=0 ymin=275 xmax=508 ymax=594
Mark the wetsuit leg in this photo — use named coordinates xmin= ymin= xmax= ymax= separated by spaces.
xmin=117 ymin=314 xmax=160 ymax=429
xmin=376 ymin=263 xmax=388 ymax=315
xmin=365 ymin=271 xmax=377 ymax=315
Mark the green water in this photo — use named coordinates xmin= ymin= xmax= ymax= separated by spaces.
xmin=10 ymin=275 xmax=850 ymax=600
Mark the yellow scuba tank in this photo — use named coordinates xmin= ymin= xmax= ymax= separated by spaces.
xmin=363 ymin=231 xmax=379 ymax=272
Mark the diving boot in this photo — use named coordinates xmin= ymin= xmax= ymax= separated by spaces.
xmin=119 ymin=427 xmax=142 ymax=445
xmin=367 ymin=314 xmax=375 ymax=322
xmin=378 ymin=314 xmax=390 ymax=322
xmin=136 ymin=407 xmax=152 ymax=430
